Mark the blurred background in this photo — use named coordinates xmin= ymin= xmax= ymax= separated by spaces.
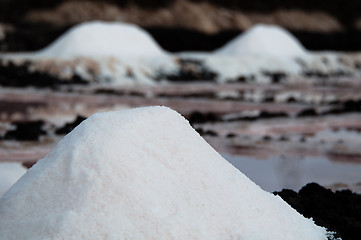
xmin=2 ymin=0 xmax=361 ymax=52
xmin=1 ymin=0 xmax=361 ymax=196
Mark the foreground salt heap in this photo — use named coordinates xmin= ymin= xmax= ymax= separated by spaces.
xmin=215 ymin=24 xmax=307 ymax=57
xmin=0 ymin=106 xmax=327 ymax=240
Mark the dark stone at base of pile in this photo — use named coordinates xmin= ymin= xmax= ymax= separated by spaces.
xmin=156 ymin=58 xmax=218 ymax=82
xmin=2 ymin=120 xmax=46 ymax=141
xmin=55 ymin=116 xmax=86 ymax=135
xmin=274 ymin=183 xmax=361 ymax=240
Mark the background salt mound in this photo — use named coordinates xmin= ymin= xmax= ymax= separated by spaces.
xmin=0 ymin=162 xmax=27 ymax=197
xmin=36 ymin=21 xmax=166 ymax=58
xmin=215 ymin=24 xmax=307 ymax=57
xmin=0 ymin=106 xmax=327 ymax=240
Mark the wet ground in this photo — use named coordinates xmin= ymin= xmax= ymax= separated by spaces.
xmin=224 ymin=154 xmax=361 ymax=193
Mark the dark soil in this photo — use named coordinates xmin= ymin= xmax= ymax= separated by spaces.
xmin=3 ymin=120 xmax=46 ymax=141
xmin=275 ymin=183 xmax=361 ymax=240
xmin=187 ymin=111 xmax=219 ymax=124
xmin=157 ymin=58 xmax=218 ymax=82
xmin=0 ymin=61 xmax=87 ymax=88
xmin=0 ymin=62 xmax=87 ymax=88
xmin=55 ymin=116 xmax=86 ymax=135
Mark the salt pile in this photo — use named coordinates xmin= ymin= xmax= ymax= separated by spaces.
xmin=36 ymin=21 xmax=166 ymax=58
xmin=0 ymin=106 xmax=328 ymax=239
xmin=0 ymin=162 xmax=27 ymax=197
xmin=23 ymin=21 xmax=177 ymax=85
xmin=215 ymin=24 xmax=307 ymax=57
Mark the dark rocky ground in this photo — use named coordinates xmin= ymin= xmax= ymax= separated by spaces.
xmin=275 ymin=183 xmax=361 ymax=240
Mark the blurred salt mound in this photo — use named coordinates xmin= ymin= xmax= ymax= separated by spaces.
xmin=0 ymin=106 xmax=328 ymax=240
xmin=6 ymin=21 xmax=176 ymax=85
xmin=0 ymin=162 xmax=27 ymax=197
xmin=37 ymin=21 xmax=165 ymax=58
xmin=215 ymin=24 xmax=307 ymax=57
xmin=2 ymin=21 xmax=361 ymax=85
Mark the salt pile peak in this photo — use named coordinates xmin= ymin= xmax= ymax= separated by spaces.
xmin=0 ymin=106 xmax=327 ymax=240
xmin=215 ymin=24 xmax=307 ymax=57
xmin=36 ymin=21 xmax=166 ymax=58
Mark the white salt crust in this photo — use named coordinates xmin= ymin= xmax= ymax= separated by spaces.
xmin=0 ymin=106 xmax=327 ymax=240
xmin=215 ymin=24 xmax=307 ymax=57
xmin=36 ymin=21 xmax=166 ymax=58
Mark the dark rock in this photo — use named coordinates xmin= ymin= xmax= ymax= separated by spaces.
xmin=187 ymin=111 xmax=218 ymax=124
xmin=262 ymin=71 xmax=287 ymax=83
xmin=262 ymin=135 xmax=272 ymax=141
xmin=279 ymin=135 xmax=290 ymax=141
xmin=226 ymin=133 xmax=236 ymax=138
xmin=195 ymin=128 xmax=218 ymax=137
xmin=323 ymin=100 xmax=361 ymax=115
xmin=259 ymin=111 xmax=288 ymax=119
xmin=303 ymin=71 xmax=330 ymax=78
xmin=55 ymin=116 xmax=86 ymax=135
xmin=3 ymin=120 xmax=46 ymax=141
xmin=275 ymin=183 xmax=361 ymax=240
xmin=286 ymin=96 xmax=297 ymax=103
xmin=22 ymin=161 xmax=37 ymax=169
xmin=225 ymin=111 xmax=288 ymax=122
xmin=203 ymin=130 xmax=218 ymax=137
xmin=343 ymin=100 xmax=361 ymax=112
xmin=157 ymin=92 xmax=215 ymax=99
xmin=297 ymin=108 xmax=318 ymax=117
xmin=263 ymin=92 xmax=274 ymax=102
xmin=157 ymin=58 xmax=217 ymax=82
xmin=0 ymin=61 xmax=88 ymax=88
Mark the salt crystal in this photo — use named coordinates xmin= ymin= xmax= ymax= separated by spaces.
xmin=0 ymin=106 xmax=327 ymax=239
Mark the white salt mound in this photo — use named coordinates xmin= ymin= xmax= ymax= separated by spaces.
xmin=215 ymin=24 xmax=307 ymax=57
xmin=0 ymin=162 xmax=27 ymax=197
xmin=36 ymin=21 xmax=165 ymax=58
xmin=0 ymin=106 xmax=327 ymax=240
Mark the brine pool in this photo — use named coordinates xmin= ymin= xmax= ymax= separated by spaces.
xmin=223 ymin=154 xmax=361 ymax=193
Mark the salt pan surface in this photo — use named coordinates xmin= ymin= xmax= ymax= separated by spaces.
xmin=215 ymin=24 xmax=307 ymax=57
xmin=36 ymin=21 xmax=166 ymax=58
xmin=0 ymin=162 xmax=27 ymax=197
xmin=0 ymin=106 xmax=328 ymax=239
